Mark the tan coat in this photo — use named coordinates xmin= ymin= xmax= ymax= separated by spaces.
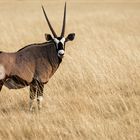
xmin=0 ymin=41 xmax=60 ymax=89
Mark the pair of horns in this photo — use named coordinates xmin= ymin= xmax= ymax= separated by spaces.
xmin=42 ymin=3 xmax=66 ymax=38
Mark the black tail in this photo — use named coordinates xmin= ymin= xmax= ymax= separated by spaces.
xmin=0 ymin=81 xmax=3 ymax=92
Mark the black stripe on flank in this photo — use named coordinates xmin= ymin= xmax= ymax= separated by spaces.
xmin=11 ymin=75 xmax=29 ymax=86
xmin=4 ymin=75 xmax=29 ymax=89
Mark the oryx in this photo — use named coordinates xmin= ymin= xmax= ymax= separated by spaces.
xmin=0 ymin=3 xmax=75 ymax=111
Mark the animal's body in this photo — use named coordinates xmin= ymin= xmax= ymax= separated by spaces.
xmin=0 ymin=42 xmax=60 ymax=88
xmin=0 ymin=3 xmax=75 ymax=110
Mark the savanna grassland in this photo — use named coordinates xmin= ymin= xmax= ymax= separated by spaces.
xmin=0 ymin=0 xmax=140 ymax=140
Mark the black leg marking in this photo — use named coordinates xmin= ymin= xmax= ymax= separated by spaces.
xmin=36 ymin=81 xmax=44 ymax=110
xmin=29 ymin=79 xmax=44 ymax=111
xmin=37 ymin=83 xmax=44 ymax=99
xmin=29 ymin=79 xmax=38 ymax=100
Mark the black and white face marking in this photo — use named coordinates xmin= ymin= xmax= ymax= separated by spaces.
xmin=53 ymin=37 xmax=65 ymax=58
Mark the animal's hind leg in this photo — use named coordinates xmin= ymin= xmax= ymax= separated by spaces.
xmin=37 ymin=82 xmax=44 ymax=110
xmin=29 ymin=80 xmax=38 ymax=111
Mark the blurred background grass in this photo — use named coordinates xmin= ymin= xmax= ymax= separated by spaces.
xmin=0 ymin=0 xmax=140 ymax=140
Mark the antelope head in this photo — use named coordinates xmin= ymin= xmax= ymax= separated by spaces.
xmin=42 ymin=3 xmax=75 ymax=59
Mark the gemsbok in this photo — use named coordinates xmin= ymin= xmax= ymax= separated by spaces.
xmin=0 ymin=3 xmax=75 ymax=111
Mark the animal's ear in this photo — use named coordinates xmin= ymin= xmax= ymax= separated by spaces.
xmin=45 ymin=34 xmax=53 ymax=41
xmin=66 ymin=33 xmax=75 ymax=42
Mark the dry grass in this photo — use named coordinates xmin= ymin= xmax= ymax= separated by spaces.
xmin=0 ymin=0 xmax=140 ymax=140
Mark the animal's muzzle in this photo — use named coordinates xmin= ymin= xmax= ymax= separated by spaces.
xmin=58 ymin=50 xmax=65 ymax=58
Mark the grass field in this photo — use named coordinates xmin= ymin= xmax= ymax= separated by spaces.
xmin=0 ymin=0 xmax=140 ymax=140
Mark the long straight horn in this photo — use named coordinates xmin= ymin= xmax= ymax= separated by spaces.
xmin=61 ymin=2 xmax=66 ymax=37
xmin=42 ymin=5 xmax=57 ymax=38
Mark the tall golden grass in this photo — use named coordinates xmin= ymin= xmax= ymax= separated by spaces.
xmin=0 ymin=1 xmax=140 ymax=140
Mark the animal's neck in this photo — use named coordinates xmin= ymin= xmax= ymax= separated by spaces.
xmin=47 ymin=44 xmax=62 ymax=73
xmin=58 ymin=57 xmax=62 ymax=64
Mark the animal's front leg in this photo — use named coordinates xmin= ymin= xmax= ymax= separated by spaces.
xmin=29 ymin=82 xmax=37 ymax=111
xmin=37 ymin=82 xmax=44 ymax=110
